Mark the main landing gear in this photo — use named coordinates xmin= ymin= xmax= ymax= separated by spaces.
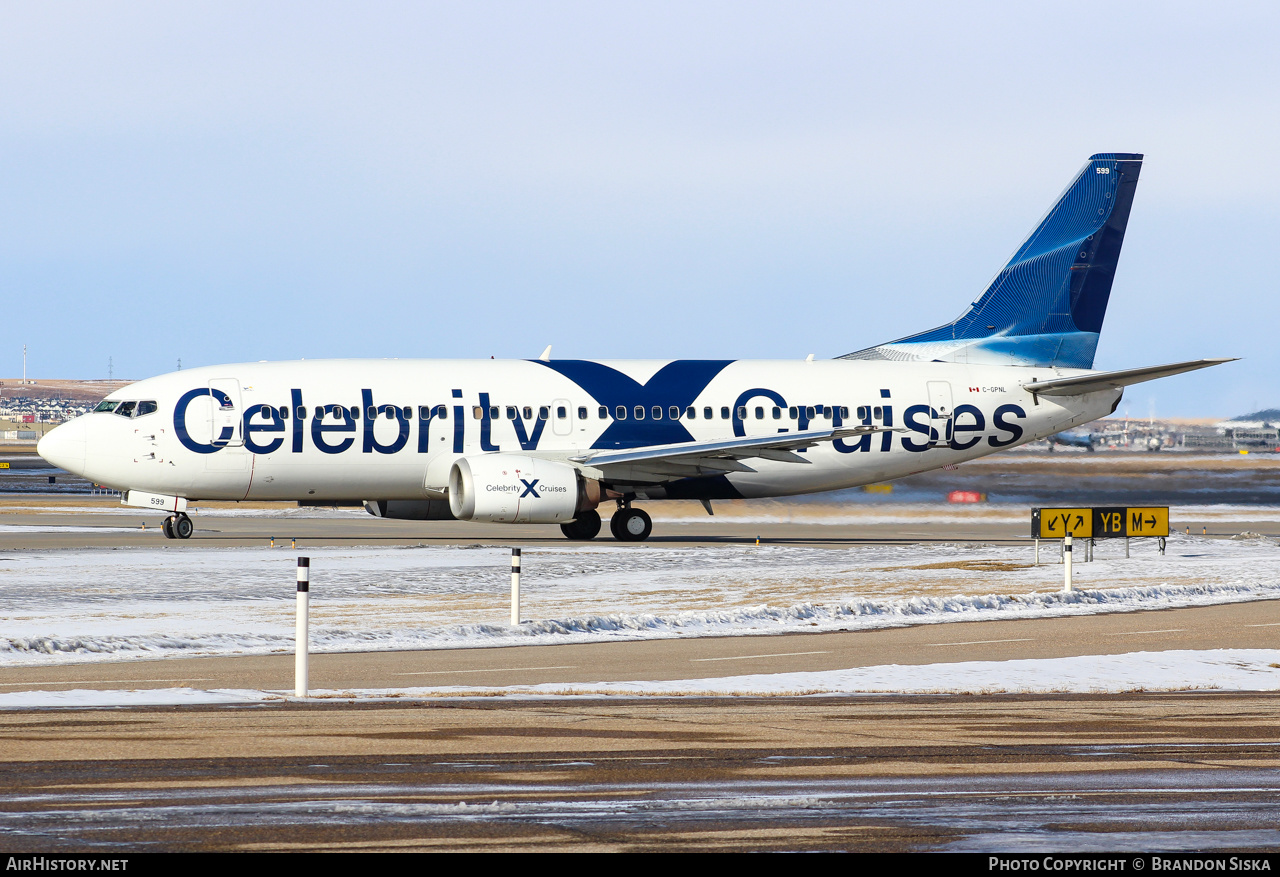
xmin=559 ymin=509 xmax=602 ymax=541
xmin=161 ymin=512 xmax=194 ymax=540
xmin=609 ymin=505 xmax=652 ymax=542
xmin=558 ymin=503 xmax=654 ymax=542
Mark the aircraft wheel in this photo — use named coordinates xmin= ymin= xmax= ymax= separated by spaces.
xmin=173 ymin=513 xmax=194 ymax=540
xmin=560 ymin=509 xmax=601 ymax=540
xmin=612 ymin=508 xmax=652 ymax=542
xmin=161 ymin=516 xmax=175 ymax=539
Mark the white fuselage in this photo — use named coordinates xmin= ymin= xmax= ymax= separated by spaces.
xmin=40 ymin=358 xmax=1118 ymax=504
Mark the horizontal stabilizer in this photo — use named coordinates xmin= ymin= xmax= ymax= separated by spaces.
xmin=1024 ymin=358 xmax=1236 ymax=396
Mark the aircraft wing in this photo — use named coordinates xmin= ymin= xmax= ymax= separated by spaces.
xmin=568 ymin=426 xmax=898 ymax=481
xmin=1023 ymin=358 xmax=1237 ymax=397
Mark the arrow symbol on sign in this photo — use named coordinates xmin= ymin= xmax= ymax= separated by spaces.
xmin=1146 ymin=515 xmax=1156 ymax=527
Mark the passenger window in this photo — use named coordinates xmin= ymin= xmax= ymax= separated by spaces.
xmin=599 ymin=406 xmax=608 ymax=419
xmin=615 ymin=406 xmax=627 ymax=420
xmin=857 ymin=406 xmax=868 ymax=420
xmin=136 ymin=401 xmax=158 ymax=417
xmin=755 ymin=406 xmax=764 ymax=420
xmin=736 ymin=407 xmax=746 ymax=420
xmin=578 ymin=406 xmax=587 ymax=419
xmin=368 ymin=407 xmax=379 ymax=420
xmin=703 ymin=407 xmax=712 ymax=419
xmin=419 ymin=406 xmax=431 ymax=420
xmin=651 ymin=406 xmax=662 ymax=420
xmin=348 ymin=407 xmax=359 ymax=420
xmin=789 ymin=406 xmax=798 ymax=419
xmin=557 ymin=406 xmax=567 ymax=419
xmin=772 ymin=407 xmax=781 ymax=420
xmin=258 ymin=404 xmax=271 ymax=418
xmin=720 ymin=407 xmax=730 ymax=419
xmin=298 ymin=406 xmax=308 ymax=420
xmin=437 ymin=406 xmax=448 ymax=420
xmin=403 ymin=407 xmax=411 ymax=420
xmin=634 ymin=406 xmax=645 ymax=420
xmin=523 ymin=406 xmax=533 ymax=420
xmin=489 ymin=406 xmax=498 ymax=419
xmin=114 ymin=401 xmax=136 ymax=418
xmin=839 ymin=406 xmax=849 ymax=419
xmin=279 ymin=406 xmax=289 ymax=420
xmin=823 ymin=407 xmax=833 ymax=420
xmin=687 ymin=407 xmax=697 ymax=419
xmin=538 ymin=406 xmax=549 ymax=420
xmin=805 ymin=406 xmax=815 ymax=419
xmin=873 ymin=406 xmax=883 ymax=419
xmin=669 ymin=406 xmax=680 ymax=420
xmin=506 ymin=406 xmax=517 ymax=420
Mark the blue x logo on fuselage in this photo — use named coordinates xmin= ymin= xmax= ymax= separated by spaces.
xmin=534 ymin=359 xmax=735 ymax=450
xmin=519 ymin=478 xmax=540 ymax=498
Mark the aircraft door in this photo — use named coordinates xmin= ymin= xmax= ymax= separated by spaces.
xmin=209 ymin=379 xmax=244 ymax=448
xmin=926 ymin=381 xmax=954 ymax=445
xmin=551 ymin=398 xmax=573 ymax=437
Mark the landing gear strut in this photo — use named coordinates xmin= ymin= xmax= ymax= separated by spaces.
xmin=163 ymin=513 xmax=194 ymax=540
xmin=610 ymin=506 xmax=652 ymax=542
xmin=560 ymin=509 xmax=602 ymax=540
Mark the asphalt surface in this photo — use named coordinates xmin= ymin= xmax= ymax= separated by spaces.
xmin=2 ymin=694 xmax=1279 ymax=852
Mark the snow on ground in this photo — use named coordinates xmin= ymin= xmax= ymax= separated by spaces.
xmin=3 ymin=649 xmax=1279 ymax=709
xmin=0 ymin=531 xmax=1277 ymax=666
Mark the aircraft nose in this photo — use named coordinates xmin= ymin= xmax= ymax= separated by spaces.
xmin=37 ymin=419 xmax=88 ymax=475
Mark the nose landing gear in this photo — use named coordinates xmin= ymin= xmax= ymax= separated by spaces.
xmin=162 ymin=513 xmax=194 ymax=540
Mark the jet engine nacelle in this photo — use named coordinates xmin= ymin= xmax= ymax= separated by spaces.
xmin=363 ymin=500 xmax=456 ymax=521
xmin=448 ymin=454 xmax=598 ymax=524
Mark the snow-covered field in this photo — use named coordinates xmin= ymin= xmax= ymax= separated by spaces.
xmin=2 ymin=530 xmax=1277 ymax=663
xmin=2 ymin=501 xmax=1278 ymax=701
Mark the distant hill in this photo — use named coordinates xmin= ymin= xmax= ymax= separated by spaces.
xmin=0 ymin=379 xmax=131 ymax=402
xmin=1235 ymin=408 xmax=1280 ymax=422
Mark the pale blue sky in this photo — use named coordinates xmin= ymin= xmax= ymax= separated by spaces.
xmin=2 ymin=1 xmax=1276 ymax=415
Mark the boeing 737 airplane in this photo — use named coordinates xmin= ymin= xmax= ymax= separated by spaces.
xmin=38 ymin=153 xmax=1231 ymax=542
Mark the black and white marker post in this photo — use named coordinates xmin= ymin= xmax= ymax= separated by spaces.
xmin=296 ymin=556 xmax=310 ymax=697
xmin=1062 ymin=534 xmax=1073 ymax=593
xmin=510 ymin=548 xmax=521 ymax=625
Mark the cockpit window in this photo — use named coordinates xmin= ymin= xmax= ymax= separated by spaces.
xmin=114 ymin=401 xmax=137 ymax=418
xmin=136 ymin=401 xmax=158 ymax=417
xmin=94 ymin=400 xmax=119 ymax=413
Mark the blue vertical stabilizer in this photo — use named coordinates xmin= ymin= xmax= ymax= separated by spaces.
xmin=841 ymin=153 xmax=1143 ymax=368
